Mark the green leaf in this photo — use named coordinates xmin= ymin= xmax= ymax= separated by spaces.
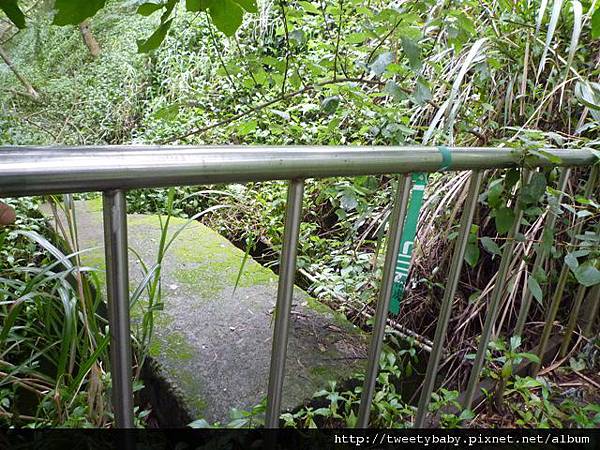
xmin=401 ymin=37 xmax=421 ymax=70
xmin=487 ymin=179 xmax=504 ymax=208
xmin=572 ymin=263 xmax=600 ymax=287
xmin=137 ymin=19 xmax=173 ymax=53
xmin=152 ymin=103 xmax=180 ymax=121
xmin=530 ymin=149 xmax=562 ymax=164
xmin=187 ymin=0 xmax=251 ymax=34
xmin=527 ymin=276 xmax=543 ymax=303
xmin=504 ymin=169 xmax=520 ymax=189
xmin=501 ymin=361 xmax=512 ymax=378
xmin=313 ymin=407 xmax=332 ymax=417
xmin=564 ymin=252 xmax=579 ymax=270
xmin=495 ymin=206 xmax=515 ymax=234
xmin=533 ymin=265 xmax=548 ymax=284
xmin=481 ymin=237 xmax=501 ymax=255
xmin=321 ymin=96 xmax=340 ymax=114
xmin=52 ymin=0 xmax=107 ymax=25
xmin=0 ymin=0 xmax=26 ymax=29
xmin=208 ymin=0 xmax=244 ymax=36
xmin=137 ymin=2 xmax=165 ymax=16
xmin=516 ymin=377 xmax=542 ymax=389
xmin=520 ymin=172 xmax=547 ymax=205
xmin=519 ymin=352 xmax=541 ymax=364
xmin=464 ymin=242 xmax=480 ymax=268
xmin=510 ymin=335 xmax=522 ymax=350
xmin=346 ymin=409 xmax=357 ymax=428
xmin=574 ymin=80 xmax=600 ymax=110
xmin=569 ymin=357 xmax=586 ymax=371
xmin=413 ymin=78 xmax=432 ymax=105
xmin=458 ymin=409 xmax=475 ymax=421
xmin=384 ymin=80 xmax=406 ymax=102
xmin=237 ymin=120 xmax=257 ymax=136
xmin=370 ymin=52 xmax=394 ymax=75
xmin=188 ymin=418 xmax=211 ymax=428
xmin=298 ymin=0 xmax=319 ymax=14
xmin=235 ymin=0 xmax=257 ymax=13
xmin=186 ymin=0 xmax=210 ymax=11
xmin=346 ymin=32 xmax=369 ymax=44
xmin=541 ymin=227 xmax=554 ymax=253
xmin=593 ymin=7 xmax=600 ymax=39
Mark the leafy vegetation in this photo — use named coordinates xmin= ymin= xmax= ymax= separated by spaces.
xmin=1 ymin=0 xmax=599 ymax=429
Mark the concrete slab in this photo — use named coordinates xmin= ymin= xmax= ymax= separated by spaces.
xmin=48 ymin=199 xmax=366 ymax=425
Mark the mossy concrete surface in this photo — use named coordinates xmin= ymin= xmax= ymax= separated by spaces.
xmin=46 ymin=200 xmax=366 ymax=425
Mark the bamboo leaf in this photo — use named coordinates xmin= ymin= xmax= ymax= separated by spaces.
xmin=537 ymin=0 xmax=564 ymax=78
xmin=565 ymin=1 xmax=582 ymax=72
xmin=536 ymin=0 xmax=550 ymax=33
xmin=446 ymin=38 xmax=487 ymax=119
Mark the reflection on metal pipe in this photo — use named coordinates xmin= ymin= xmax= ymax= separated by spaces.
xmin=0 ymin=146 xmax=593 ymax=197
xmin=265 ymin=179 xmax=305 ymax=428
xmin=514 ymin=168 xmax=570 ymax=337
xmin=103 ymin=190 xmax=134 ymax=428
xmin=462 ymin=171 xmax=529 ymax=410
xmin=582 ymin=285 xmax=600 ymax=337
xmin=414 ymin=170 xmax=483 ymax=427
xmin=357 ymin=175 xmax=412 ymax=428
xmin=533 ymin=166 xmax=599 ymax=375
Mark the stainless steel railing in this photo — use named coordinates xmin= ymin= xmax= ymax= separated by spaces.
xmin=0 ymin=145 xmax=595 ymax=428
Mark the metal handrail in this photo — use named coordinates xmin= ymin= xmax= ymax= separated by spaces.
xmin=0 ymin=145 xmax=596 ymax=428
xmin=0 ymin=146 xmax=593 ymax=196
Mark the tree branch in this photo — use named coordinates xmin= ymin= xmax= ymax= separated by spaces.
xmin=160 ymin=77 xmax=385 ymax=144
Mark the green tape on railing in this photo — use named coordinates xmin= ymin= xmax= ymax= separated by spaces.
xmin=389 ymin=172 xmax=427 ymax=315
xmin=438 ymin=145 xmax=452 ymax=171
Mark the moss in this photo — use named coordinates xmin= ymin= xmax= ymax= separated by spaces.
xmin=167 ymin=219 xmax=275 ymax=299
xmin=149 ymin=330 xmax=194 ymax=361
xmin=176 ymin=369 xmax=207 ymax=414
xmin=303 ymin=294 xmax=361 ymax=334
xmin=148 ymin=328 xmax=206 ymax=414
xmin=309 ymin=365 xmax=338 ymax=380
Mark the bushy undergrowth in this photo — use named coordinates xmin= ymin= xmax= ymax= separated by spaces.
xmin=0 ymin=2 xmax=151 ymax=145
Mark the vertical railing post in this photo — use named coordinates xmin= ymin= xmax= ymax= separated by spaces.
xmin=514 ymin=168 xmax=570 ymax=337
xmin=532 ymin=165 xmax=598 ymax=374
xmin=103 ymin=189 xmax=134 ymax=428
xmin=356 ymin=175 xmax=412 ymax=428
xmin=414 ymin=170 xmax=482 ymax=427
xmin=462 ymin=171 xmax=529 ymax=410
xmin=582 ymin=285 xmax=600 ymax=337
xmin=265 ymin=179 xmax=304 ymax=428
xmin=559 ymin=286 xmax=588 ymax=357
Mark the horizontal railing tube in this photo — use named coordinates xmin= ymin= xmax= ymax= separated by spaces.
xmin=0 ymin=146 xmax=594 ymax=197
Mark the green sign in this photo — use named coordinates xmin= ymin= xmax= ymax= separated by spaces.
xmin=389 ymin=172 xmax=428 ymax=315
